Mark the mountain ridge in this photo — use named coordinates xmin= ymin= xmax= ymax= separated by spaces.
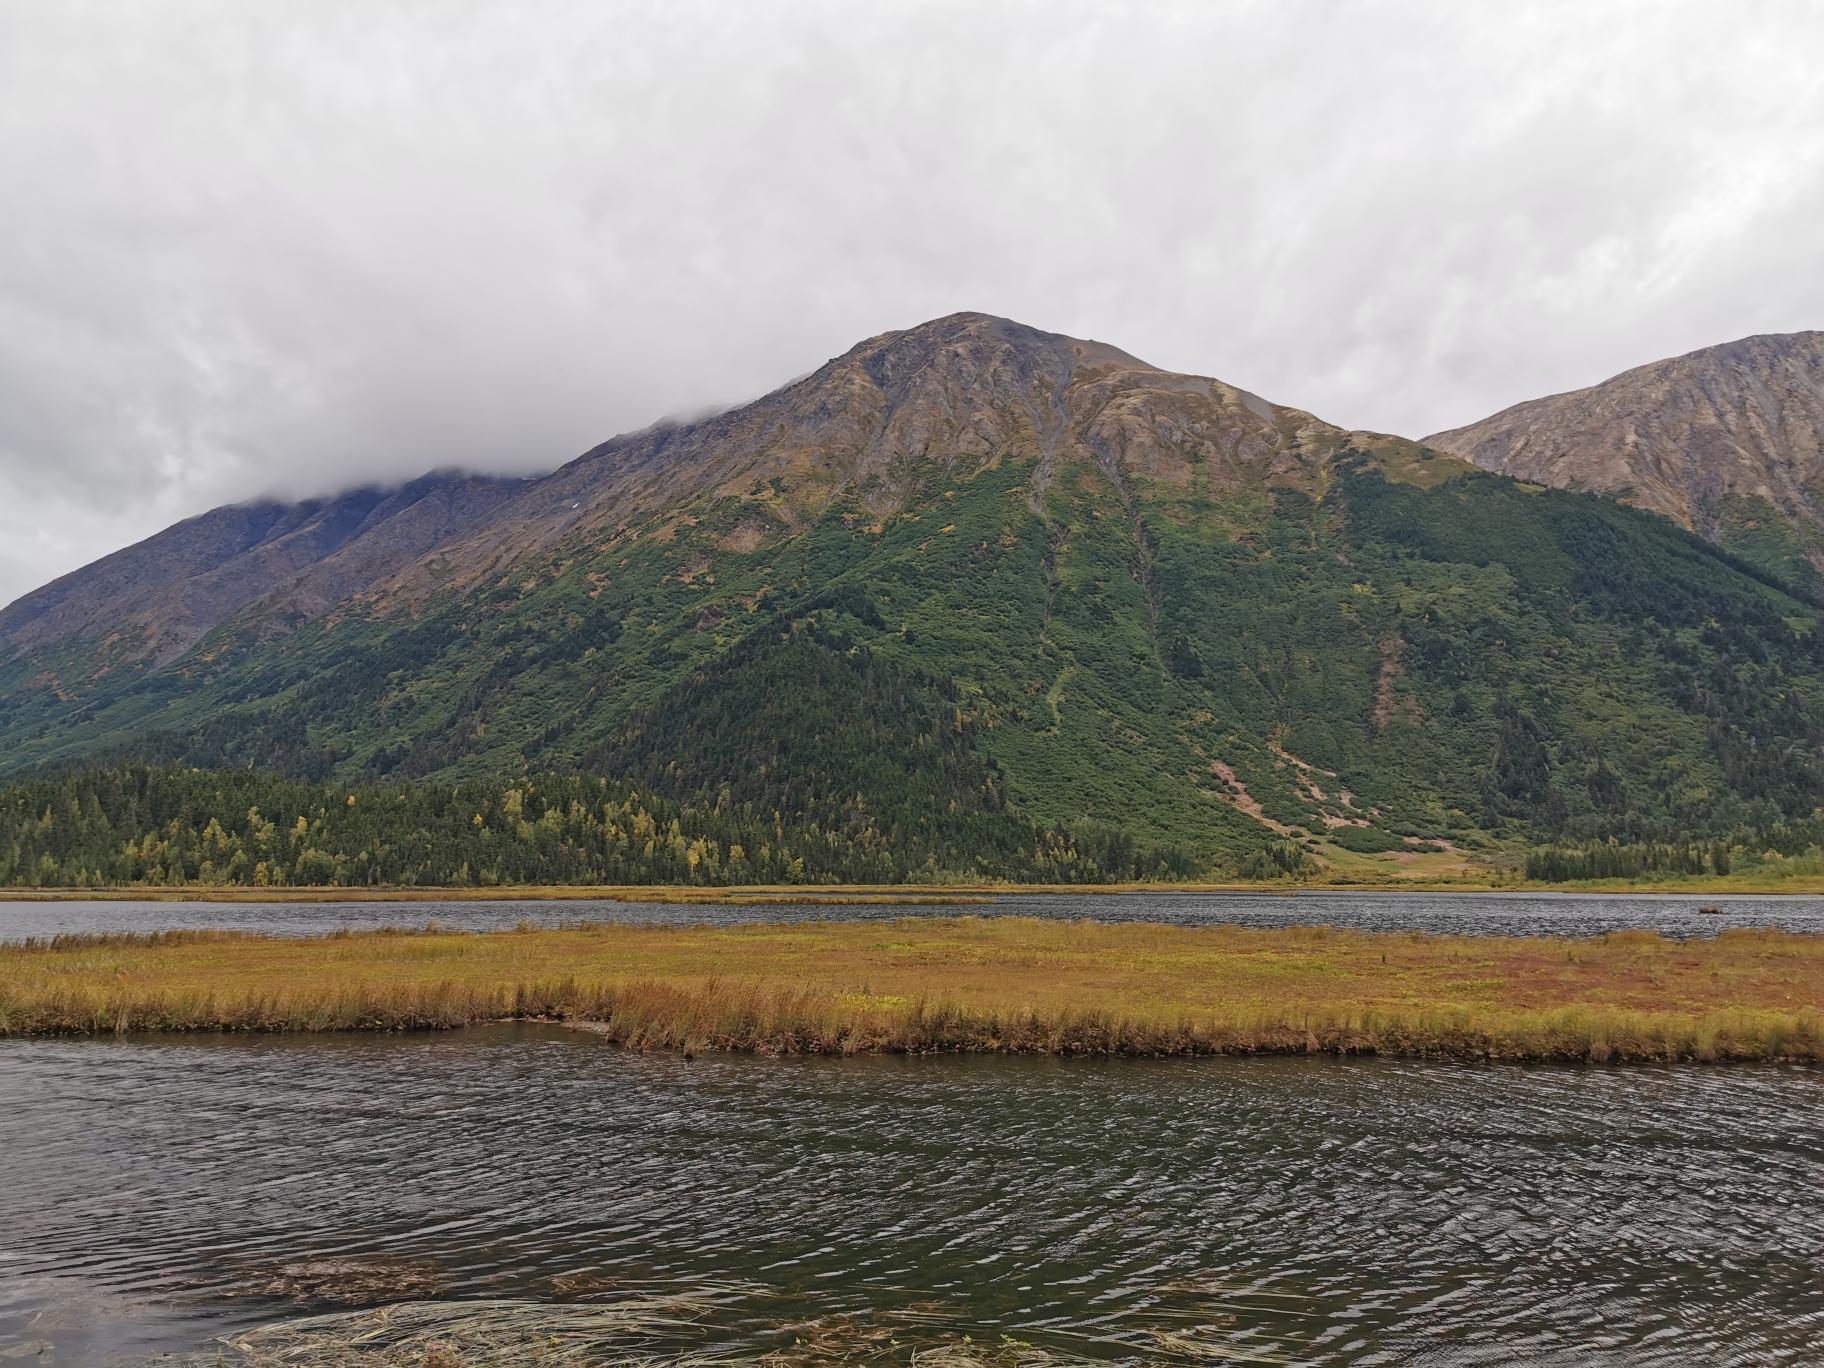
xmin=353 ymin=312 xmax=1353 ymax=613
xmin=1 ymin=313 xmax=1819 ymax=880
xmin=1425 ymin=331 xmax=1824 ymax=590
xmin=0 ymin=312 xmax=1424 ymax=658
xmin=0 ymin=469 xmax=524 ymax=670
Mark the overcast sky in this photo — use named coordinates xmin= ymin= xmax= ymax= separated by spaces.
xmin=2 ymin=1 xmax=1822 ymax=607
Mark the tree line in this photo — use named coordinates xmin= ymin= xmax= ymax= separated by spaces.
xmin=1523 ymin=813 xmax=1824 ymax=882
xmin=0 ymin=764 xmax=1199 ymax=889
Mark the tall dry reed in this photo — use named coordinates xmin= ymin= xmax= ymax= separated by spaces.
xmin=4 ymin=920 xmax=1821 ymax=1062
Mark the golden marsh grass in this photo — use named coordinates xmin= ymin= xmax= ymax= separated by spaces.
xmin=3 ymin=917 xmax=1821 ymax=1062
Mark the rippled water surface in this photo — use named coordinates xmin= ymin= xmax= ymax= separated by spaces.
xmin=2 ymin=1028 xmax=1821 ymax=1365
xmin=5 ymin=888 xmax=1824 ymax=942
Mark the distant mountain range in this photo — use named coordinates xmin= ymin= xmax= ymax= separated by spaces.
xmin=2 ymin=313 xmax=1820 ymax=877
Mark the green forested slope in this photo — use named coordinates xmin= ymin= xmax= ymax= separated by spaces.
xmin=2 ymin=315 xmax=1820 ymax=885
xmin=4 ymin=448 xmax=1819 ymax=879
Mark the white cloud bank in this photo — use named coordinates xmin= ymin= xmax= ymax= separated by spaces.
xmin=2 ymin=0 xmax=1821 ymax=604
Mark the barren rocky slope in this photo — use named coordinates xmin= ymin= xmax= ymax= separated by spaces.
xmin=1425 ymin=332 xmax=1824 ymax=586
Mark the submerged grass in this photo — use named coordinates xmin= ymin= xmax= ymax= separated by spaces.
xmin=216 ymin=1291 xmax=1166 ymax=1368
xmin=222 ymin=1292 xmax=747 ymax=1368
xmin=3 ymin=918 xmax=1821 ymax=1062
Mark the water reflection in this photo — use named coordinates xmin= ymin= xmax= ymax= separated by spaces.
xmin=2 ymin=1026 xmax=1821 ymax=1364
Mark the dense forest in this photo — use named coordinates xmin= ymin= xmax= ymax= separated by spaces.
xmin=1521 ymin=825 xmax=1824 ymax=883
xmin=7 ymin=760 xmax=1821 ymax=889
xmin=0 ymin=763 xmax=1210 ymax=889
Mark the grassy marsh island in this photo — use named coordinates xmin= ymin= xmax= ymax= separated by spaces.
xmin=4 ymin=917 xmax=1820 ymax=1062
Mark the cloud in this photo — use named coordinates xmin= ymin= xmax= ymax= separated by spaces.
xmin=2 ymin=0 xmax=1822 ymax=604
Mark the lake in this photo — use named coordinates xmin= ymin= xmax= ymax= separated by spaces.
xmin=2 ymin=1024 xmax=1821 ymax=1365
xmin=6 ymin=887 xmax=1824 ymax=942
xmin=4 ymin=891 xmax=1823 ymax=1364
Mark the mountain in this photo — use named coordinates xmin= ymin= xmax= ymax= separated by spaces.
xmin=0 ymin=470 xmax=523 ymax=669
xmin=1425 ymin=332 xmax=1824 ymax=594
xmin=2 ymin=312 xmax=1822 ymax=881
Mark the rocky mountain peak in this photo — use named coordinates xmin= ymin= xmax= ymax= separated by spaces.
xmin=1424 ymin=331 xmax=1824 ymax=575
xmin=365 ymin=312 xmax=1357 ymax=605
xmin=843 ymin=311 xmax=1153 ymax=396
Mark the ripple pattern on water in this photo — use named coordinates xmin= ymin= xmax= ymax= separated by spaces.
xmin=4 ymin=889 xmax=1823 ymax=943
xmin=2 ymin=1028 xmax=1822 ymax=1364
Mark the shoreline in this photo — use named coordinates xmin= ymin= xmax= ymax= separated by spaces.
xmin=5 ymin=918 xmax=1819 ymax=1063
